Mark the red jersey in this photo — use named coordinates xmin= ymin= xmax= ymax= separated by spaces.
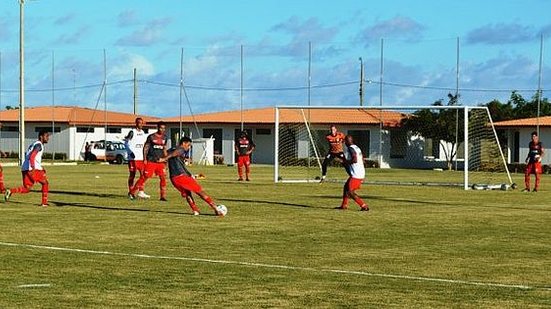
xmin=326 ymin=132 xmax=345 ymax=154
xmin=235 ymin=137 xmax=255 ymax=156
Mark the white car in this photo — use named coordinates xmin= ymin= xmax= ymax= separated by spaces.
xmin=89 ymin=140 xmax=129 ymax=164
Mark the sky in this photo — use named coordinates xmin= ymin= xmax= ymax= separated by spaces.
xmin=0 ymin=0 xmax=550 ymax=117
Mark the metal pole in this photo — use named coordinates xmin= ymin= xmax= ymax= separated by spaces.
xmin=19 ymin=0 xmax=25 ymax=166
xmin=359 ymin=57 xmax=364 ymax=106
xmin=463 ymin=107 xmax=469 ymax=190
xmin=0 ymin=51 xmax=3 ymax=145
xmin=52 ymin=51 xmax=55 ymax=162
xmin=103 ymin=49 xmax=107 ymax=161
xmin=133 ymin=68 xmax=137 ymax=115
xmin=378 ymin=38 xmax=384 ymax=167
xmin=274 ymin=107 xmax=280 ymax=182
xmin=454 ymin=37 xmax=460 ymax=171
xmin=240 ymin=45 xmax=244 ymax=131
xmin=179 ymin=48 xmax=184 ymax=137
xmin=537 ymin=34 xmax=544 ymax=136
xmin=308 ymin=42 xmax=312 ymax=107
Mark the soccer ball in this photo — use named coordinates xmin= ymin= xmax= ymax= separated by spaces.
xmin=216 ymin=204 xmax=228 ymax=216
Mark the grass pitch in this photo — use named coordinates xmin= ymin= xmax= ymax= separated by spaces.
xmin=0 ymin=164 xmax=549 ymax=308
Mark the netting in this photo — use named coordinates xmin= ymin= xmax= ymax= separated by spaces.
xmin=275 ymin=106 xmax=513 ymax=189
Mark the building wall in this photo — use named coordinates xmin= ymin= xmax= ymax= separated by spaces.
xmin=504 ymin=128 xmax=550 ymax=164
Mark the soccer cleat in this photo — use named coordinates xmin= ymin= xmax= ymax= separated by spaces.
xmin=137 ymin=191 xmax=151 ymax=199
xmin=360 ymin=206 xmax=370 ymax=211
xmin=246 ymin=178 xmax=250 ymax=181
xmin=128 ymin=193 xmax=135 ymax=200
xmin=521 ymin=188 xmax=530 ymax=192
xmin=193 ymin=211 xmax=200 ymax=216
xmin=532 ymin=188 xmax=538 ymax=192
xmin=4 ymin=189 xmax=11 ymax=202
xmin=319 ymin=176 xmax=326 ymax=183
xmin=160 ymin=197 xmax=168 ymax=202
xmin=334 ymin=206 xmax=348 ymax=210
xmin=40 ymin=204 xmax=49 ymax=207
xmin=238 ymin=178 xmax=244 ymax=181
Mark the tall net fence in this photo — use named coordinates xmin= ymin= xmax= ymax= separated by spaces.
xmin=0 ymin=37 xmax=548 ymax=162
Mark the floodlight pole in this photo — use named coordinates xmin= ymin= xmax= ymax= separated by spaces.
xmin=179 ymin=48 xmax=184 ymax=137
xmin=240 ymin=45 xmax=244 ymax=131
xmin=359 ymin=57 xmax=364 ymax=106
xmin=536 ymin=34 xmax=544 ymax=136
xmin=133 ymin=68 xmax=137 ymax=115
xmin=19 ymin=0 xmax=25 ymax=165
xmin=378 ymin=38 xmax=384 ymax=168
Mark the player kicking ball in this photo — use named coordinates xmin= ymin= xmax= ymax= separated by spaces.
xmin=159 ymin=137 xmax=225 ymax=216
xmin=337 ymin=135 xmax=369 ymax=211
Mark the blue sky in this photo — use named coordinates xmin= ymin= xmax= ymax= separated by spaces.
xmin=0 ymin=0 xmax=550 ymax=117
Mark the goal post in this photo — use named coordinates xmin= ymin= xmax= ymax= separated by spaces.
xmin=274 ymin=105 xmax=514 ymax=190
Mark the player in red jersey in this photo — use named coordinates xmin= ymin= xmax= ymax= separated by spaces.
xmin=234 ymin=130 xmax=255 ymax=181
xmin=320 ymin=125 xmax=346 ymax=182
xmin=0 ymin=149 xmax=7 ymax=193
xmin=523 ymin=131 xmax=545 ymax=192
xmin=5 ymin=130 xmax=50 ymax=206
xmin=337 ymin=135 xmax=369 ymax=211
xmin=130 ymin=121 xmax=168 ymax=201
xmin=159 ymin=136 xmax=224 ymax=216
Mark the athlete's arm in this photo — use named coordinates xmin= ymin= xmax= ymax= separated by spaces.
xmin=142 ymin=135 xmax=152 ymax=164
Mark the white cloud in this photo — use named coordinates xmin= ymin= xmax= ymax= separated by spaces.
xmin=110 ymin=53 xmax=155 ymax=78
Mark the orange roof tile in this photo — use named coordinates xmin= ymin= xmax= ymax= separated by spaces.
xmin=0 ymin=106 xmax=160 ymax=126
xmin=163 ymin=107 xmax=406 ymax=126
xmin=493 ymin=116 xmax=551 ymax=127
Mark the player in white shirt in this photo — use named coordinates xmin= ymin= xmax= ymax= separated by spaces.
xmin=125 ymin=118 xmax=150 ymax=199
xmin=5 ymin=130 xmax=50 ymax=207
xmin=337 ymin=135 xmax=369 ymax=211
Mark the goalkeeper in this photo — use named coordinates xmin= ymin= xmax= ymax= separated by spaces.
xmin=523 ymin=131 xmax=544 ymax=192
xmin=320 ymin=125 xmax=346 ymax=182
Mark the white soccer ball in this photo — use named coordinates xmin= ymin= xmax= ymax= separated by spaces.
xmin=216 ymin=204 xmax=228 ymax=216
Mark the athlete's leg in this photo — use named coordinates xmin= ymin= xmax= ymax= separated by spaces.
xmin=237 ymin=156 xmax=244 ymax=180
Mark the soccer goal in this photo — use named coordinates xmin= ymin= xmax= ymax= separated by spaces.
xmin=274 ymin=106 xmax=514 ymax=190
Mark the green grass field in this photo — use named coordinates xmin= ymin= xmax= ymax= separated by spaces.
xmin=0 ymin=164 xmax=549 ymax=308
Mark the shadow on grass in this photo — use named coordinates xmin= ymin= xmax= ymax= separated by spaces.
xmin=49 ymin=190 xmax=123 ymax=199
xmin=48 ymin=200 xmax=220 ymax=216
xmin=218 ymin=197 xmax=321 ymax=209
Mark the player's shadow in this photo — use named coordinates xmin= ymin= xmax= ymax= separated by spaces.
xmin=314 ymin=194 xmax=449 ymax=206
xmin=218 ymin=197 xmax=322 ymax=209
xmin=49 ymin=190 xmax=123 ymax=199
xmin=50 ymin=200 xmax=205 ymax=216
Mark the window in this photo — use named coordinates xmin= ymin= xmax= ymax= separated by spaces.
xmin=423 ymin=138 xmax=440 ymax=158
xmin=77 ymin=127 xmax=94 ymax=133
xmin=348 ymin=130 xmax=370 ymax=157
xmin=107 ymin=127 xmax=122 ymax=134
xmin=390 ymin=129 xmax=407 ymax=159
xmin=1 ymin=126 xmax=18 ymax=132
xmin=35 ymin=126 xmax=61 ymax=133
xmin=256 ymin=128 xmax=271 ymax=135
xmin=513 ymin=131 xmax=520 ymax=163
xmin=170 ymin=128 xmax=191 ymax=147
xmin=203 ymin=128 xmax=223 ymax=155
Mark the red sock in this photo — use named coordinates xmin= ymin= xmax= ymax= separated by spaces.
xmin=341 ymin=196 xmax=349 ymax=208
xmin=353 ymin=196 xmax=365 ymax=207
xmin=42 ymin=183 xmax=49 ymax=205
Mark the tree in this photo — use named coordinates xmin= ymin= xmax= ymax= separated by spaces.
xmin=401 ymin=93 xmax=463 ymax=170
xmin=484 ymin=91 xmax=551 ymax=120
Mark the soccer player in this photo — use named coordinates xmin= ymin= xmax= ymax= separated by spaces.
xmin=320 ymin=125 xmax=346 ymax=182
xmin=337 ymin=135 xmax=369 ymax=211
xmin=5 ymin=130 xmax=50 ymax=206
xmin=125 ymin=117 xmax=150 ymax=199
xmin=234 ymin=130 xmax=255 ymax=181
xmin=523 ymin=131 xmax=545 ymax=192
xmin=159 ymin=136 xmax=224 ymax=216
xmin=130 ymin=121 xmax=168 ymax=201
xmin=0 ymin=150 xmax=6 ymax=193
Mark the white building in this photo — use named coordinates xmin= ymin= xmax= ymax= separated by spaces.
xmin=0 ymin=106 xmax=159 ymax=161
xmin=493 ymin=116 xmax=551 ymax=164
xmin=163 ymin=107 xmax=433 ymax=168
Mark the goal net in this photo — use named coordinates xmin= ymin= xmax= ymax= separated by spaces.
xmin=274 ymin=106 xmax=513 ymax=190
